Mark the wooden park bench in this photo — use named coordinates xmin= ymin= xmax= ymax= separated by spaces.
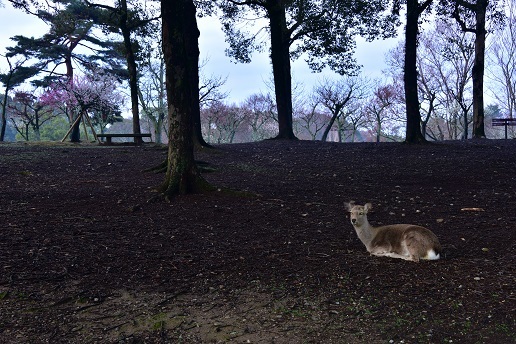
xmin=492 ymin=118 xmax=516 ymax=139
xmin=96 ymin=133 xmax=152 ymax=144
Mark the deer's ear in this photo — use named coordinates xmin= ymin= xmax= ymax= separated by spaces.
xmin=345 ymin=201 xmax=355 ymax=211
xmin=364 ymin=203 xmax=372 ymax=212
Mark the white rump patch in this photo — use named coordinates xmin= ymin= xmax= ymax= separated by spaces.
xmin=425 ymin=250 xmax=440 ymax=260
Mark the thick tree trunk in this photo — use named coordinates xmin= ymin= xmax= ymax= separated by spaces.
xmin=471 ymin=0 xmax=487 ymax=138
xmin=70 ymin=112 xmax=82 ymax=142
xmin=70 ymin=115 xmax=82 ymax=142
xmin=404 ymin=0 xmax=427 ymax=143
xmin=268 ymin=1 xmax=297 ymax=140
xmin=160 ymin=0 xmax=211 ymax=199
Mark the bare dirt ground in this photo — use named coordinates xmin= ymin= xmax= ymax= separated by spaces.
xmin=0 ymin=139 xmax=514 ymax=344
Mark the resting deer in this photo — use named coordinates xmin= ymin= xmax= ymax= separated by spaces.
xmin=346 ymin=202 xmax=441 ymax=262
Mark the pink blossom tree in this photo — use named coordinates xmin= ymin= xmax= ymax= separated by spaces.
xmin=8 ymin=90 xmax=56 ymax=141
xmin=40 ymin=70 xmax=124 ymax=142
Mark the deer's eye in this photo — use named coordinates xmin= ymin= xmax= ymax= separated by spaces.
xmin=359 ymin=212 xmax=364 ymax=215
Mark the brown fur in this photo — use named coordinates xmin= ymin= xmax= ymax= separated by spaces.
xmin=346 ymin=202 xmax=442 ymax=262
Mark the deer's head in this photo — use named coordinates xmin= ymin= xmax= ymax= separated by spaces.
xmin=346 ymin=202 xmax=372 ymax=227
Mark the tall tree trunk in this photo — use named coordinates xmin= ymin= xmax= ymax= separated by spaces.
xmin=160 ymin=0 xmax=211 ymax=199
xmin=321 ymin=106 xmax=343 ymax=142
xmin=0 ymin=113 xmax=6 ymax=141
xmin=34 ymin=114 xmax=40 ymax=141
xmin=404 ymin=0 xmax=428 ymax=143
xmin=64 ymin=53 xmax=83 ymax=143
xmin=376 ymin=117 xmax=381 ymax=143
xmin=337 ymin=120 xmax=344 ymax=143
xmin=421 ymin=93 xmax=435 ymax=139
xmin=120 ymin=0 xmax=142 ymax=143
xmin=192 ymin=87 xmax=211 ymax=147
xmin=124 ymin=34 xmax=143 ymax=142
xmin=155 ymin=112 xmax=164 ymax=144
xmin=471 ymin=0 xmax=487 ymax=138
xmin=268 ymin=1 xmax=297 ymax=140
xmin=460 ymin=103 xmax=471 ymax=139
xmin=0 ymin=82 xmax=9 ymax=141
xmin=457 ymin=91 xmax=469 ymax=139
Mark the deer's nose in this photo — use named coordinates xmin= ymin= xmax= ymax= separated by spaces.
xmin=351 ymin=218 xmax=356 ymax=224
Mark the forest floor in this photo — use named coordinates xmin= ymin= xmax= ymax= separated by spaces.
xmin=0 ymin=139 xmax=514 ymax=344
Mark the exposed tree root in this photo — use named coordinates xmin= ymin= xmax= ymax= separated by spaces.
xmin=143 ymin=159 xmax=168 ymax=173
xmin=144 ymin=159 xmax=217 ymax=174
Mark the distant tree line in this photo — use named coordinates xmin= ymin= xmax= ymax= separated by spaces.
xmin=0 ymin=0 xmax=514 ymax=198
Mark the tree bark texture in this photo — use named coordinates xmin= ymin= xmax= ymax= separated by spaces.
xmin=404 ymin=0 xmax=427 ymax=143
xmin=267 ymin=1 xmax=297 ymax=140
xmin=471 ymin=0 xmax=487 ymax=138
xmin=160 ymin=0 xmax=210 ymax=198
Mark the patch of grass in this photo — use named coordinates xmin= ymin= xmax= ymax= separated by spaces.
xmin=276 ymin=306 xmax=309 ymax=318
xmin=495 ymin=323 xmax=511 ymax=334
xmin=451 ymin=300 xmax=463 ymax=310
xmin=18 ymin=170 xmax=33 ymax=177
xmin=152 ymin=320 xmax=166 ymax=331
xmin=462 ymin=320 xmax=473 ymax=333
xmin=149 ymin=312 xmax=170 ymax=332
xmin=15 ymin=292 xmax=28 ymax=300
xmin=76 ymin=296 xmax=88 ymax=304
xmin=393 ymin=316 xmax=410 ymax=328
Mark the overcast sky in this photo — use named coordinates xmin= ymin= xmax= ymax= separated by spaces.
xmin=0 ymin=2 xmax=399 ymax=104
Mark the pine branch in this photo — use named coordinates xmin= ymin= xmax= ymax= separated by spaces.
xmin=452 ymin=3 xmax=476 ymax=34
